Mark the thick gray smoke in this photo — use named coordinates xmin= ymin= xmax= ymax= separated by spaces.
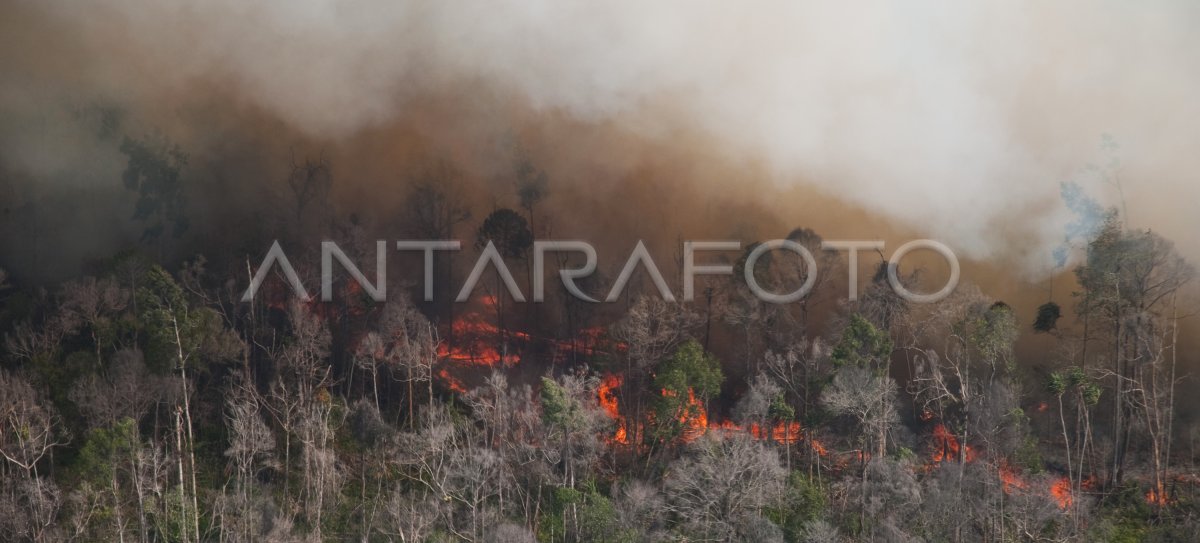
xmin=3 ymin=1 xmax=1199 ymax=277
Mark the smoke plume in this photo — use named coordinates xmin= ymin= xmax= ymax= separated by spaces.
xmin=1 ymin=0 xmax=1198 ymax=279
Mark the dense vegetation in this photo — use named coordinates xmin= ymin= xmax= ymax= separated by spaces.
xmin=0 ymin=154 xmax=1197 ymax=543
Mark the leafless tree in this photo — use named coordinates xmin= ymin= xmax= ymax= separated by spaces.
xmin=222 ymin=377 xmax=276 ymax=542
xmin=71 ymin=349 xmax=170 ymax=429
xmin=823 ymin=365 xmax=898 ymax=462
xmin=353 ymin=332 xmax=387 ymax=411
xmin=380 ymin=490 xmax=439 ymax=542
xmin=263 ymin=300 xmax=332 ymax=515
xmin=905 ymin=286 xmax=1017 ymax=466
xmin=64 ymin=481 xmax=107 ymax=542
xmin=1072 ymin=220 xmax=1193 ymax=487
xmin=0 ymin=372 xmax=65 ymax=479
xmin=664 ymin=431 xmax=787 ymax=541
xmin=269 ymin=304 xmax=343 ymax=541
xmin=59 ymin=276 xmax=129 ymax=366
xmin=4 ymin=304 xmax=80 ymax=365
xmin=613 ymin=480 xmax=669 ymax=541
xmin=0 ymin=477 xmax=63 ymax=543
xmin=296 ymin=402 xmax=344 ymax=541
xmin=0 ymin=372 xmax=67 ymax=543
xmin=377 ymin=296 xmax=440 ymax=428
xmin=612 ymin=296 xmax=700 ymax=371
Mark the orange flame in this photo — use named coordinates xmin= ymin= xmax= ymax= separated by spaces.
xmin=752 ymin=421 xmax=803 ymax=443
xmin=999 ymin=462 xmax=1028 ymax=493
xmin=438 ymin=312 xmax=523 ymax=367
xmin=709 ymin=419 xmax=803 ymax=444
xmin=598 ymin=374 xmax=629 ymax=445
xmin=1146 ymin=481 xmax=1171 ymax=506
xmin=930 ymin=424 xmax=976 ymax=463
xmin=598 ymin=374 xmax=621 ymax=419
xmin=437 ymin=368 xmax=467 ymax=394
xmin=660 ymin=388 xmax=708 ymax=443
xmin=809 ymin=437 xmax=829 ymax=456
xmin=1050 ymin=477 xmax=1073 ymax=509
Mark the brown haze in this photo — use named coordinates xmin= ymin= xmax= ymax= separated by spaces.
xmin=1 ymin=2 xmax=1198 ymax=368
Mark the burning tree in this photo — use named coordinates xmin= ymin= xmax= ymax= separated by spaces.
xmin=650 ymin=340 xmax=723 ymax=449
xmin=610 ymin=296 xmax=700 ymax=446
xmin=905 ymin=286 xmax=1018 ymax=466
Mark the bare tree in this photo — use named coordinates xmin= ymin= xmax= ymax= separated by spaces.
xmin=614 ymin=480 xmax=669 ymax=542
xmin=0 ymin=477 xmax=63 ymax=543
xmin=71 ymin=349 xmax=169 ymax=429
xmin=1072 ymin=219 xmax=1193 ymax=487
xmin=59 ymin=276 xmax=129 ymax=367
xmin=404 ymin=161 xmax=472 ymax=325
xmin=0 ymin=372 xmax=67 ymax=543
xmin=222 ymin=377 xmax=276 ymax=542
xmin=664 ymin=432 xmax=787 ymax=541
xmin=0 ymin=372 xmax=65 ymax=480
xmin=822 ymin=365 xmax=898 ymax=462
xmin=296 ymin=392 xmax=344 ymax=540
xmin=377 ymin=296 xmax=439 ymax=428
xmin=353 ymin=332 xmax=387 ymax=411
xmin=905 ymin=286 xmax=1017 ymax=466
xmin=380 ymin=490 xmax=439 ymax=543
xmin=4 ymin=301 xmax=81 ymax=365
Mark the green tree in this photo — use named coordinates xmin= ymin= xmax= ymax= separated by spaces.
xmin=74 ymin=419 xmax=140 ymax=541
xmin=137 ymin=265 xmax=242 ymax=543
xmin=651 ymin=340 xmax=723 ymax=444
xmin=765 ymin=471 xmax=827 ymax=543
xmin=830 ymin=314 xmax=892 ymax=372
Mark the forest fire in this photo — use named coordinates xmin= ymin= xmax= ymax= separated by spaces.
xmin=597 ymin=375 xmax=810 ymax=448
xmin=809 ymin=438 xmax=829 ymax=456
xmin=1146 ymin=483 xmax=1172 ymax=506
xmin=709 ymin=419 xmax=804 ymax=444
xmin=598 ymin=374 xmax=629 ymax=445
xmin=433 ymin=306 xmax=520 ymax=393
xmin=434 ymin=302 xmax=614 ymax=394
xmin=999 ymin=462 xmax=1028 ymax=493
xmin=437 ymin=368 xmax=467 ymax=394
xmin=1051 ymin=478 xmax=1073 ymax=509
xmin=662 ymin=387 xmax=709 ymax=443
xmin=4 ymin=2 xmax=1197 ymax=540
xmin=438 ymin=305 xmax=525 ymax=367
xmin=752 ymin=421 xmax=803 ymax=443
xmin=928 ymin=428 xmax=1075 ymax=509
xmin=930 ymin=423 xmax=977 ymax=463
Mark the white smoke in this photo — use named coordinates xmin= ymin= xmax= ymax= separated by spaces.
xmin=10 ymin=0 xmax=1200 ymax=274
